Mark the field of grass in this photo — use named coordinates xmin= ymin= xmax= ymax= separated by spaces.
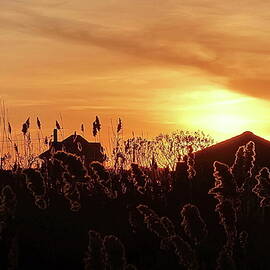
xmin=1 ymin=125 xmax=270 ymax=270
xmin=0 ymin=111 xmax=270 ymax=269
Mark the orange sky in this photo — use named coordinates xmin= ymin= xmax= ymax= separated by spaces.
xmin=1 ymin=0 xmax=270 ymax=146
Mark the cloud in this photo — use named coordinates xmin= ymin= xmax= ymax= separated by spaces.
xmin=228 ymin=78 xmax=270 ymax=99
xmin=1 ymin=1 xmax=270 ymax=101
xmin=0 ymin=10 xmax=223 ymax=75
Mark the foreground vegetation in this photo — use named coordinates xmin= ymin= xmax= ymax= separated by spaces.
xmin=1 ymin=134 xmax=270 ymax=269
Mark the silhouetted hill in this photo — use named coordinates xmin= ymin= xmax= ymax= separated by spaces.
xmin=195 ymin=131 xmax=270 ymax=175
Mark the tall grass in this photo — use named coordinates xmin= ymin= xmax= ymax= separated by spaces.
xmin=1 ymin=113 xmax=270 ymax=269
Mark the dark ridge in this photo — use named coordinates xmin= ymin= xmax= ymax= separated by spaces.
xmin=195 ymin=130 xmax=270 ymax=174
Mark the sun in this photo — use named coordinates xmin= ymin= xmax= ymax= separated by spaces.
xmin=209 ymin=114 xmax=249 ymax=134
xmin=175 ymin=89 xmax=259 ymax=141
xmin=187 ymin=112 xmax=251 ymax=142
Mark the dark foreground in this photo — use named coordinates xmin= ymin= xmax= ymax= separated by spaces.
xmin=1 ymin=142 xmax=270 ymax=270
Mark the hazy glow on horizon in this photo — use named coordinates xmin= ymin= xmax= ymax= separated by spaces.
xmin=2 ymin=0 xmax=270 ymax=143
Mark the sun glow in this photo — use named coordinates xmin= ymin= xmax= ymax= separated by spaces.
xmin=207 ymin=114 xmax=249 ymax=134
xmin=170 ymin=89 xmax=270 ymax=141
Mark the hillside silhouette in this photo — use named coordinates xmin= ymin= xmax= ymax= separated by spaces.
xmin=195 ymin=131 xmax=270 ymax=171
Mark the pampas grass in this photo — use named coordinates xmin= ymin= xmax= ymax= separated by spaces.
xmin=23 ymin=168 xmax=47 ymax=210
xmin=84 ymin=230 xmax=135 ymax=270
xmin=180 ymin=204 xmax=208 ymax=245
xmin=160 ymin=235 xmax=198 ymax=270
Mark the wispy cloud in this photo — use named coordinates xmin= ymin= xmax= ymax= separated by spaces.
xmin=2 ymin=1 xmax=270 ymax=101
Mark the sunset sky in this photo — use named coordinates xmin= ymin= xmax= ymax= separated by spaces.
xmin=1 ymin=0 xmax=270 ymax=146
